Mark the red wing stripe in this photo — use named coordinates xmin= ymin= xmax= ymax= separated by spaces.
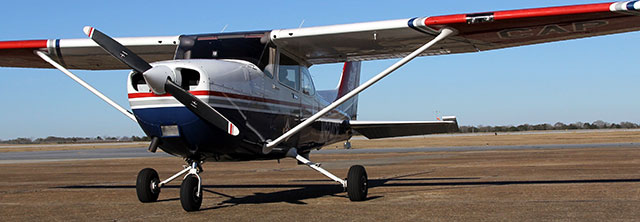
xmin=0 ymin=40 xmax=48 ymax=49
xmin=425 ymin=2 xmax=614 ymax=26
xmin=424 ymin=14 xmax=467 ymax=26
xmin=494 ymin=3 xmax=612 ymax=20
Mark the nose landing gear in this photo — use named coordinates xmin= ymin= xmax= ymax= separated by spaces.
xmin=135 ymin=160 xmax=204 ymax=212
xmin=180 ymin=162 xmax=202 ymax=211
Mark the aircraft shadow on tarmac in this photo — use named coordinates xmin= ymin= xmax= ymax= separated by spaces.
xmin=55 ymin=177 xmax=640 ymax=211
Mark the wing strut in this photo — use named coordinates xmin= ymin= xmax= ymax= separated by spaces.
xmin=35 ymin=50 xmax=138 ymax=123
xmin=265 ymin=28 xmax=456 ymax=149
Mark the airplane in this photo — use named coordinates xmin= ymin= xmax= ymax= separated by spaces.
xmin=1 ymin=1 xmax=640 ymax=212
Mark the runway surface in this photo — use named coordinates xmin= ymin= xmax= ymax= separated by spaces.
xmin=1 ymin=141 xmax=639 ymax=221
xmin=2 ymin=142 xmax=639 ymax=163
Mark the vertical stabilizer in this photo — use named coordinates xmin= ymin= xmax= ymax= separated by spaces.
xmin=336 ymin=61 xmax=361 ymax=120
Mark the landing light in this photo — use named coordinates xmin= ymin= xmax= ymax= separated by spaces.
xmin=161 ymin=125 xmax=180 ymax=137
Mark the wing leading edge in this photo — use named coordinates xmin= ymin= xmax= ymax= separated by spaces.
xmin=271 ymin=1 xmax=640 ymax=64
xmin=0 ymin=36 xmax=179 ymax=70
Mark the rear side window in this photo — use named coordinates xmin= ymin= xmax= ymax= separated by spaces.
xmin=301 ymin=68 xmax=315 ymax=96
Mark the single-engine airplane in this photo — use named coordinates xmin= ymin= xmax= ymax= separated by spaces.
xmin=2 ymin=1 xmax=640 ymax=211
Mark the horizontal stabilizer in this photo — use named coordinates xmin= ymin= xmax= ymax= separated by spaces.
xmin=350 ymin=116 xmax=459 ymax=139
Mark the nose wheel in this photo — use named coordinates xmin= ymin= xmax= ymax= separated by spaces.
xmin=180 ymin=174 xmax=202 ymax=211
xmin=180 ymin=161 xmax=203 ymax=212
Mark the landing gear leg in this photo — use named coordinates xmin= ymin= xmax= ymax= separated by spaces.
xmin=286 ymin=148 xmax=368 ymax=201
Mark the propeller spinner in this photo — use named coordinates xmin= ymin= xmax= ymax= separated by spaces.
xmin=83 ymin=26 xmax=239 ymax=136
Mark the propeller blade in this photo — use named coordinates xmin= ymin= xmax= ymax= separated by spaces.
xmin=83 ymin=26 xmax=152 ymax=73
xmin=83 ymin=26 xmax=239 ymax=136
xmin=164 ymin=80 xmax=240 ymax=136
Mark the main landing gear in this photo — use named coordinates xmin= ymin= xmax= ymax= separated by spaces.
xmin=136 ymin=150 xmax=368 ymax=212
xmin=286 ymin=148 xmax=368 ymax=201
xmin=135 ymin=160 xmax=203 ymax=211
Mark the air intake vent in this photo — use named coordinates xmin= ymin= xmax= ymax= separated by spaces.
xmin=131 ymin=71 xmax=148 ymax=92
xmin=179 ymin=68 xmax=201 ymax=90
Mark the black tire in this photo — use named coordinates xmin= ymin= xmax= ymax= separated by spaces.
xmin=347 ymin=165 xmax=368 ymax=201
xmin=136 ymin=168 xmax=160 ymax=203
xmin=180 ymin=174 xmax=202 ymax=211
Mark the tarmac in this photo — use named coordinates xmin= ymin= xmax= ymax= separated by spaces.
xmin=2 ymin=142 xmax=640 ymax=163
xmin=1 ymin=140 xmax=639 ymax=221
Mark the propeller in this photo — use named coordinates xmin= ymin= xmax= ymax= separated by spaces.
xmin=83 ymin=26 xmax=239 ymax=136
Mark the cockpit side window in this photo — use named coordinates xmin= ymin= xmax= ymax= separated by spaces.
xmin=301 ymin=67 xmax=315 ymax=96
xmin=278 ymin=53 xmax=300 ymax=91
xmin=262 ymin=47 xmax=276 ymax=79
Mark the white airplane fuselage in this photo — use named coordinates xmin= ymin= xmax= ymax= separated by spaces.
xmin=127 ymin=58 xmax=352 ymax=161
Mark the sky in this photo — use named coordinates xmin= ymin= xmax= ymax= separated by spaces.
xmin=1 ymin=0 xmax=640 ymax=139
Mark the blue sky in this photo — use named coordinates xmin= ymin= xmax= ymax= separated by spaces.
xmin=1 ymin=0 xmax=639 ymax=139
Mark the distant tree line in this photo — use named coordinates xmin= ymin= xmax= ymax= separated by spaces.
xmin=0 ymin=135 xmax=150 ymax=144
xmin=460 ymin=120 xmax=640 ymax=133
xmin=2 ymin=120 xmax=639 ymax=144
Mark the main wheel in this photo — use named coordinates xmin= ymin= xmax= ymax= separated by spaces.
xmin=180 ymin=174 xmax=202 ymax=211
xmin=347 ymin=165 xmax=368 ymax=201
xmin=136 ymin=168 xmax=160 ymax=202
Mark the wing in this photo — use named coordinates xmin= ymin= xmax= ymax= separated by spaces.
xmin=350 ymin=117 xmax=459 ymax=139
xmin=3 ymin=2 xmax=639 ymax=69
xmin=0 ymin=36 xmax=179 ymax=70
xmin=270 ymin=1 xmax=640 ymax=64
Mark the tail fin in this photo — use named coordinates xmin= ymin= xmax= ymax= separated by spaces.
xmin=336 ymin=61 xmax=361 ymax=120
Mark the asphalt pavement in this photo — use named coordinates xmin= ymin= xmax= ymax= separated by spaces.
xmin=2 ymin=142 xmax=639 ymax=163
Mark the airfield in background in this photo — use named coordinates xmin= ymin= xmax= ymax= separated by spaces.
xmin=1 ymin=129 xmax=639 ymax=220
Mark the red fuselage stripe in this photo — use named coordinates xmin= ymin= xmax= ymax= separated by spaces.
xmin=129 ymin=90 xmax=303 ymax=108
xmin=0 ymin=40 xmax=48 ymax=49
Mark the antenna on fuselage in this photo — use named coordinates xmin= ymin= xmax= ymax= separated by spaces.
xmin=221 ymin=24 xmax=228 ymax=32
xmin=298 ymin=19 xmax=305 ymax=28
